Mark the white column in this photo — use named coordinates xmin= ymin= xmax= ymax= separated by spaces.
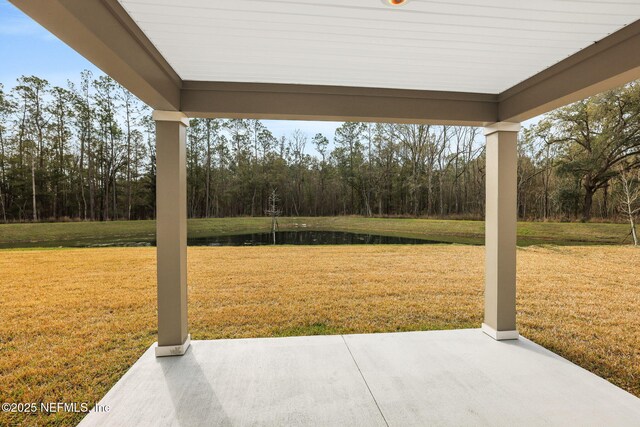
xmin=153 ymin=110 xmax=191 ymax=356
xmin=482 ymin=122 xmax=520 ymax=341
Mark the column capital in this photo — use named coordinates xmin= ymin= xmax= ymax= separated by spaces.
xmin=483 ymin=122 xmax=521 ymax=136
xmin=152 ymin=110 xmax=190 ymax=127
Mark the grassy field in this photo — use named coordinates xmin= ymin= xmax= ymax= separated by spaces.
xmin=0 ymin=216 xmax=634 ymax=248
xmin=0 ymin=245 xmax=638 ymax=426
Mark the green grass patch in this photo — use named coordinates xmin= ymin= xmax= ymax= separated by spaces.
xmin=0 ymin=216 xmax=633 ymax=249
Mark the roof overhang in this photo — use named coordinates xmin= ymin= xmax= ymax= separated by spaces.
xmin=9 ymin=0 xmax=640 ymax=125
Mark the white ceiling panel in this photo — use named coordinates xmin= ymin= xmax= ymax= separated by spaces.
xmin=117 ymin=0 xmax=640 ymax=94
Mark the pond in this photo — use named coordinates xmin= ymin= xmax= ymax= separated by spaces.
xmin=186 ymin=230 xmax=449 ymax=246
xmin=4 ymin=230 xmax=452 ymax=249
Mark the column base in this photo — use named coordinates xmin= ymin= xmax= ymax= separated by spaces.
xmin=154 ymin=334 xmax=191 ymax=357
xmin=482 ymin=324 xmax=519 ymax=341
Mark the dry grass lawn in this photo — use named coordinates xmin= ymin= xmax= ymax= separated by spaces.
xmin=0 ymin=245 xmax=638 ymax=426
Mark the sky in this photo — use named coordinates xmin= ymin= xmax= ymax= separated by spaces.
xmin=0 ymin=0 xmax=536 ymax=139
xmin=0 ymin=1 xmax=101 ymax=87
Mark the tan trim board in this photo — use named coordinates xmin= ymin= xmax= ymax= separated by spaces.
xmin=152 ymin=110 xmax=190 ymax=127
xmin=154 ymin=334 xmax=191 ymax=357
xmin=483 ymin=122 xmax=521 ymax=136
xmin=481 ymin=324 xmax=519 ymax=341
xmin=9 ymin=0 xmax=182 ymax=111
xmin=499 ymin=19 xmax=640 ymax=122
xmin=181 ymin=81 xmax=499 ymax=125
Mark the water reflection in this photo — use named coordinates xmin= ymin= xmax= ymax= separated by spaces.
xmin=186 ymin=230 xmax=448 ymax=246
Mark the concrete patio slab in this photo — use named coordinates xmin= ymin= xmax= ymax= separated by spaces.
xmin=344 ymin=329 xmax=640 ymax=426
xmin=80 ymin=334 xmax=385 ymax=427
xmin=80 ymin=329 xmax=640 ymax=427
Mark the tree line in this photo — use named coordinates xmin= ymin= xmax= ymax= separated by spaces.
xmin=0 ymin=73 xmax=639 ymax=223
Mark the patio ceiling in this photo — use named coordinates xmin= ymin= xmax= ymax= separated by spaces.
xmin=9 ymin=0 xmax=640 ymax=124
xmin=117 ymin=0 xmax=637 ymax=94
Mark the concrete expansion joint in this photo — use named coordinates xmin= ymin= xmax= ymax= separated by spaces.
xmin=341 ymin=335 xmax=390 ymax=427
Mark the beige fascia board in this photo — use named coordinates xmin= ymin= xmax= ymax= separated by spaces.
xmin=498 ymin=19 xmax=640 ymax=122
xmin=181 ymin=81 xmax=499 ymax=126
xmin=9 ymin=0 xmax=182 ymax=111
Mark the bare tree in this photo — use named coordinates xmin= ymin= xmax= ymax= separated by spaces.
xmin=0 ymin=84 xmax=13 ymax=223
xmin=617 ymin=165 xmax=640 ymax=246
xmin=15 ymin=76 xmax=50 ymax=221
xmin=389 ymin=124 xmax=431 ymax=216
xmin=265 ymin=189 xmax=281 ymax=244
